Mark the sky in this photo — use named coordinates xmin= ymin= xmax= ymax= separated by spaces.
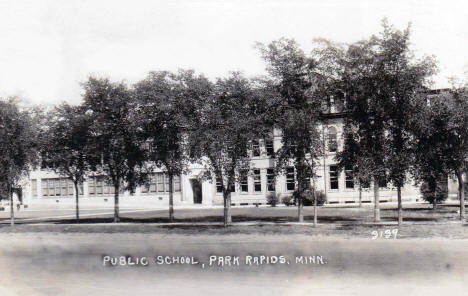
xmin=0 ymin=0 xmax=467 ymax=105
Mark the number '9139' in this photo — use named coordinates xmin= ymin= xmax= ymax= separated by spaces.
xmin=371 ymin=229 xmax=398 ymax=239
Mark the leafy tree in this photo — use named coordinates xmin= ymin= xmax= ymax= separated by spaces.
xmin=41 ymin=103 xmax=96 ymax=222
xmin=188 ymin=72 xmax=266 ymax=226
xmin=82 ymin=77 xmax=146 ymax=222
xmin=134 ymin=70 xmax=212 ymax=222
xmin=416 ymin=85 xmax=468 ymax=220
xmin=257 ymin=38 xmax=323 ymax=224
xmin=0 ymin=98 xmax=39 ymax=225
xmin=336 ymin=122 xmax=373 ymax=207
xmin=323 ymin=21 xmax=436 ymax=223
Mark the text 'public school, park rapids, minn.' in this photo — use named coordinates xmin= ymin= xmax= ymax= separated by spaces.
xmin=102 ymin=255 xmax=328 ymax=268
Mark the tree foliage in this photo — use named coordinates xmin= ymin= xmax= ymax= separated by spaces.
xmin=257 ymin=38 xmax=323 ymax=223
xmin=0 ymin=98 xmax=39 ymax=225
xmin=41 ymin=103 xmax=95 ymax=221
xmin=188 ymin=72 xmax=268 ymax=226
xmin=81 ymin=77 xmax=146 ymax=222
xmin=134 ymin=70 xmax=212 ymax=221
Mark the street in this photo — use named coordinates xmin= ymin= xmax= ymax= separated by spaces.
xmin=0 ymin=231 xmax=467 ymax=296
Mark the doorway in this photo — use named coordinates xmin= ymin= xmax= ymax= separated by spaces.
xmin=190 ymin=179 xmax=202 ymax=204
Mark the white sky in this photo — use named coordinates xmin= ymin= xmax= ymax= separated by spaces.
xmin=0 ymin=0 xmax=467 ymax=105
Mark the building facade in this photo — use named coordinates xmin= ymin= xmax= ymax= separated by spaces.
xmin=18 ymin=109 xmax=460 ymax=208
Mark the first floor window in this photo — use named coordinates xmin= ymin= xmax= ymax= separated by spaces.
xmin=216 ymin=177 xmax=223 ymax=193
xmin=88 ymin=177 xmax=119 ymax=196
xmin=142 ymin=173 xmax=182 ymax=194
xmin=240 ymin=175 xmax=248 ymax=193
xmin=286 ymin=167 xmax=295 ymax=191
xmin=345 ymin=165 xmax=354 ymax=189
xmin=378 ymin=175 xmax=388 ymax=188
xmin=267 ymin=168 xmax=275 ymax=192
xmin=31 ymin=179 xmax=37 ymax=197
xmin=360 ymin=179 xmax=370 ymax=189
xmin=40 ymin=178 xmax=81 ymax=197
xmin=329 ymin=165 xmax=339 ymax=190
xmin=157 ymin=174 xmax=165 ymax=192
xmin=253 ymin=169 xmax=261 ymax=192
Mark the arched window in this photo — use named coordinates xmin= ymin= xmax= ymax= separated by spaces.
xmin=328 ymin=126 xmax=338 ymax=152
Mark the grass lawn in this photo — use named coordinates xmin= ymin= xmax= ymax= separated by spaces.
xmin=0 ymin=203 xmax=466 ymax=239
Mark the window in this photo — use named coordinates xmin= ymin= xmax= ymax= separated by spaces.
xmin=88 ymin=177 xmax=118 ymax=196
xmin=267 ymin=168 xmax=275 ymax=192
xmin=157 ymin=173 xmax=165 ymax=192
xmin=360 ymin=179 xmax=370 ymax=189
xmin=253 ymin=169 xmax=261 ymax=192
xmin=240 ymin=175 xmax=248 ymax=193
xmin=40 ymin=178 xmax=82 ymax=197
xmin=328 ymin=127 xmax=338 ymax=152
xmin=265 ymin=138 xmax=274 ymax=157
xmin=216 ymin=177 xmax=223 ymax=193
xmin=345 ymin=165 xmax=354 ymax=189
xmin=173 ymin=175 xmax=181 ymax=192
xmin=286 ymin=167 xmax=295 ymax=191
xmin=31 ymin=179 xmax=37 ymax=197
xmin=141 ymin=173 xmax=181 ymax=194
xmin=378 ymin=175 xmax=388 ymax=188
xmin=329 ymin=165 xmax=339 ymax=190
xmin=251 ymin=140 xmax=260 ymax=157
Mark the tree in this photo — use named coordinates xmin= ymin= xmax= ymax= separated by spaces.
xmin=82 ymin=77 xmax=146 ymax=223
xmin=41 ymin=103 xmax=96 ymax=222
xmin=414 ymin=85 xmax=468 ymax=220
xmin=0 ymin=98 xmax=39 ymax=226
xmin=445 ymin=85 xmax=468 ymax=221
xmin=257 ymin=38 xmax=323 ymax=224
xmin=336 ymin=122 xmax=373 ymax=207
xmin=327 ymin=21 xmax=436 ymax=223
xmin=188 ymin=72 xmax=266 ymax=227
xmin=134 ymin=70 xmax=212 ymax=222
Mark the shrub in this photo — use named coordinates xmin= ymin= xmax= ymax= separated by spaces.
xmin=298 ymin=190 xmax=326 ymax=206
xmin=266 ymin=193 xmax=279 ymax=207
xmin=420 ymin=180 xmax=448 ymax=206
xmin=281 ymin=195 xmax=292 ymax=206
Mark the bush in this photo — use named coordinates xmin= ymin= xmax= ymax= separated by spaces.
xmin=294 ymin=189 xmax=326 ymax=206
xmin=266 ymin=193 xmax=279 ymax=207
xmin=281 ymin=195 xmax=293 ymax=206
xmin=420 ymin=180 xmax=448 ymax=206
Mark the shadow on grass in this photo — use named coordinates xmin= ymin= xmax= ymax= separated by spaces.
xmin=46 ymin=214 xmax=363 ymax=224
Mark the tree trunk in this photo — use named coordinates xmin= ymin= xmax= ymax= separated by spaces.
xmin=456 ymin=171 xmax=465 ymax=221
xmin=397 ymin=186 xmax=403 ymax=226
xmin=168 ymin=173 xmax=174 ymax=222
xmin=358 ymin=184 xmax=362 ymax=207
xmin=298 ymin=194 xmax=304 ymax=223
xmin=74 ymin=181 xmax=80 ymax=222
xmin=373 ymin=177 xmax=380 ymax=222
xmin=433 ymin=199 xmax=437 ymax=211
xmin=9 ymin=186 xmax=14 ymax=226
xmin=223 ymin=191 xmax=232 ymax=227
xmin=114 ymin=184 xmax=120 ymax=223
xmin=313 ymin=187 xmax=317 ymax=227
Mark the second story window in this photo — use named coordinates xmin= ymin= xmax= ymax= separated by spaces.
xmin=328 ymin=126 xmax=338 ymax=152
xmin=265 ymin=138 xmax=274 ymax=157
xmin=251 ymin=140 xmax=260 ymax=157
